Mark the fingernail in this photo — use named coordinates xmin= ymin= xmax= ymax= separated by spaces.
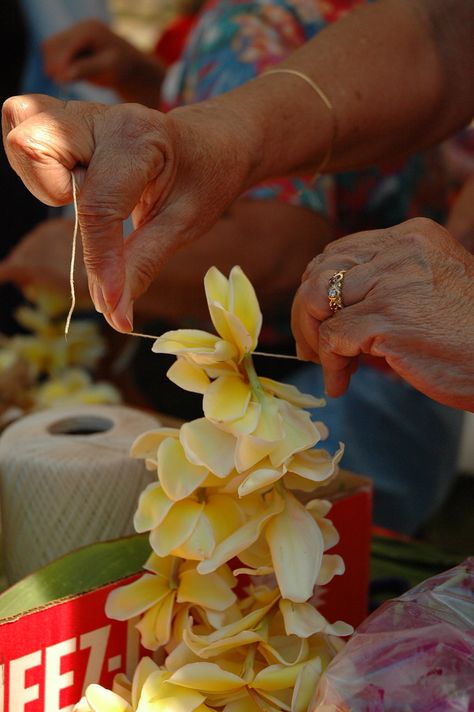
xmin=108 ymin=300 xmax=133 ymax=333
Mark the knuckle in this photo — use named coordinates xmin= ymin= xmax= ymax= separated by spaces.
xmin=404 ymin=217 xmax=447 ymax=245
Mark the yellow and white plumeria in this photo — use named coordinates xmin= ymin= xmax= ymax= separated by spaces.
xmin=76 ymin=266 xmax=351 ymax=711
xmin=1 ymin=288 xmax=120 ymax=414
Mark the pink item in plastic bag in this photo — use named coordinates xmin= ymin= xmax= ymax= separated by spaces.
xmin=312 ymin=558 xmax=474 ymax=711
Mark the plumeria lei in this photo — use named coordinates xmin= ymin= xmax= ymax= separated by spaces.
xmin=75 ymin=266 xmax=351 ymax=712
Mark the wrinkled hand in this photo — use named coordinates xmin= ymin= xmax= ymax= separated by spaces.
xmin=42 ymin=20 xmax=163 ymax=106
xmin=2 ymin=95 xmax=251 ymax=331
xmin=0 ymin=217 xmax=90 ymax=302
xmin=291 ymin=218 xmax=474 ymax=411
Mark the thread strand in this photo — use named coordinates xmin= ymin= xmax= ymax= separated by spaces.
xmin=68 ymin=172 xmax=299 ymax=361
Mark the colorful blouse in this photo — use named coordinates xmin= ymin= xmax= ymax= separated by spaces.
xmin=161 ymin=0 xmax=449 ymax=237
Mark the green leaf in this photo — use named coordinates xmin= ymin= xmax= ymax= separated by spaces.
xmin=0 ymin=533 xmax=150 ymax=620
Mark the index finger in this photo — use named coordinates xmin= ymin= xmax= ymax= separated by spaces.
xmin=2 ymin=95 xmax=95 ymax=205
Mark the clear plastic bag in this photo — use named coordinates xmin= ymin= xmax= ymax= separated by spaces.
xmin=312 ymin=558 xmax=474 ymax=711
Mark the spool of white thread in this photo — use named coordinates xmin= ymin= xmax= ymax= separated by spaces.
xmin=0 ymin=404 xmax=160 ymax=583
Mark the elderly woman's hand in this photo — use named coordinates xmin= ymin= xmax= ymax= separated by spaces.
xmin=291 ymin=218 xmax=474 ymax=411
xmin=42 ymin=20 xmax=165 ymax=107
xmin=2 ymin=95 xmax=252 ymax=332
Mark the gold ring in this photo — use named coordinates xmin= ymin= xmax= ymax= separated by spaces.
xmin=328 ymin=270 xmax=347 ymax=313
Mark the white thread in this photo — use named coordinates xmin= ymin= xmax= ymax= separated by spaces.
xmin=67 ymin=172 xmax=299 ymax=361
xmin=131 ymin=331 xmax=299 ymax=359
xmin=65 ymin=172 xmax=79 ymax=336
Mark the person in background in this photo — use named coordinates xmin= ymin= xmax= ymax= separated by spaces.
xmin=19 ymin=0 xmax=118 ymax=104
xmin=3 ymin=0 xmax=474 ymax=532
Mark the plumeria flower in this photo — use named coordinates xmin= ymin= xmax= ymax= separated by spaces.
xmin=183 ymin=590 xmax=280 ymax=659
xmin=106 ymin=554 xmax=237 ymax=651
xmin=197 ymin=490 xmax=284 ymax=575
xmin=148 ymin=492 xmax=246 ymax=562
xmin=23 ymin=286 xmax=70 ymax=319
xmin=33 ymin=368 xmax=120 ymax=409
xmin=152 ymin=329 xmax=238 ymax=366
xmin=280 ymin=599 xmax=353 ymax=639
xmin=264 ymin=490 xmax=325 ymax=603
xmin=164 ymin=651 xmax=324 ymax=712
xmin=204 ymin=265 xmax=262 ymax=360
xmin=12 ymin=310 xmax=106 ymax=374
xmin=151 ymin=266 xmax=261 ymax=367
xmin=132 ymin=420 xmax=236 ymax=486
xmin=283 ymin=443 xmax=344 ymax=493
xmin=152 ymin=267 xmax=262 ymax=365
xmin=74 ymin=656 xmax=213 ymax=711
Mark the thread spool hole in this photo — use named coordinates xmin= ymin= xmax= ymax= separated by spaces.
xmin=48 ymin=415 xmax=113 ymax=436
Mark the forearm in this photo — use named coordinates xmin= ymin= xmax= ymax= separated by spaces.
xmin=171 ymin=0 xmax=474 ymax=190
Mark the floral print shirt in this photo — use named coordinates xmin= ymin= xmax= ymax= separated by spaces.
xmin=161 ymin=0 xmax=449 ymax=237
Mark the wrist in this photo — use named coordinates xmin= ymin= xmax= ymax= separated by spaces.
xmin=168 ymin=98 xmax=261 ymax=206
xmin=213 ymin=71 xmax=335 ymax=186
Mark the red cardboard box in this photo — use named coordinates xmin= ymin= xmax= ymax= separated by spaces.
xmin=0 ymin=471 xmax=371 ymax=711
xmin=0 ymin=577 xmax=142 ymax=712
xmin=316 ymin=471 xmax=373 ymax=628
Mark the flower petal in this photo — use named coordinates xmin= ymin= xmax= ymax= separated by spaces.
xmin=259 ymin=378 xmax=325 ymax=409
xmin=85 ymin=684 xmax=132 ymax=712
xmin=280 ymin=599 xmax=353 ymax=638
xmin=186 ymin=593 xmax=278 ymax=648
xmin=317 ymin=554 xmax=345 ymax=585
xmin=186 ymin=629 xmax=263 ymax=659
xmin=202 ymin=494 xmax=246 ymax=545
xmin=287 ymin=444 xmax=344 ymax=484
xmin=228 ymin=266 xmax=262 ymax=351
xmin=150 ymin=501 xmax=204 ymax=557
xmin=269 ymin=402 xmax=320 ymax=467
xmin=143 ymin=553 xmax=176 ymax=579
xmin=197 ymin=491 xmax=284 ymax=574
xmin=291 ymin=658 xmax=322 ymax=712
xmin=204 ymin=268 xmax=232 ymax=339
xmin=130 ymin=428 xmax=179 ymax=461
xmin=180 ymin=419 xmax=236 ymax=477
xmin=233 ymin=565 xmax=273 ymax=577
xmin=134 ymin=482 xmax=173 ymax=532
xmin=152 ymin=329 xmax=237 ymax=363
xmin=131 ymin=657 xmax=160 ymax=707
xmin=158 ymin=438 xmax=208 ymax=501
xmin=172 ymin=512 xmax=215 ymax=561
xmin=153 ymin=592 xmax=178 ymax=649
xmin=234 ymin=434 xmax=275 ymax=473
xmin=105 ymin=574 xmax=169 ymax=620
xmin=222 ymin=401 xmax=261 ymax=436
xmin=177 ymin=568 xmax=236 ymax=611
xmin=265 ymin=492 xmax=324 ymax=602
xmin=238 ymin=462 xmax=286 ymax=497
xmin=203 ymin=376 xmax=251 ymax=423
xmin=168 ymin=663 xmax=245 ymax=693
xmin=251 ymin=663 xmax=306 ymax=692
xmin=167 ymin=358 xmax=211 ymax=394
xmin=222 ymin=696 xmax=261 ymax=712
